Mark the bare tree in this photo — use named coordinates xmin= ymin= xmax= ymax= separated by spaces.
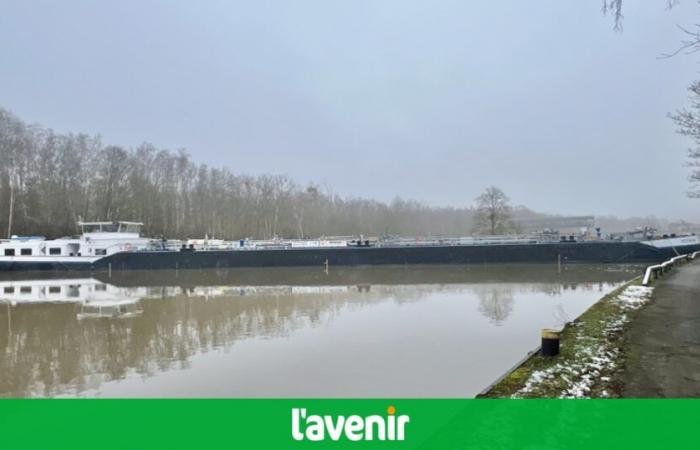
xmin=601 ymin=0 xmax=626 ymax=31
xmin=6 ymin=167 xmax=15 ymax=238
xmin=602 ymin=1 xmax=700 ymax=200
xmin=602 ymin=1 xmax=681 ymax=31
xmin=473 ymin=186 xmax=513 ymax=235
xmin=0 ymin=107 xmax=574 ymax=240
xmin=670 ymin=80 xmax=700 ymax=197
xmin=602 ymin=1 xmax=697 ymax=55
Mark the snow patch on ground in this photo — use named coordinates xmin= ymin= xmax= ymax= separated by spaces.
xmin=512 ymin=285 xmax=654 ymax=398
xmin=615 ymin=285 xmax=654 ymax=309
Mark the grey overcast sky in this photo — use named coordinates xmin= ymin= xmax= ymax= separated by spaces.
xmin=1 ymin=1 xmax=699 ymax=220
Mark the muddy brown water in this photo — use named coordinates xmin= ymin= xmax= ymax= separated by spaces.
xmin=0 ymin=264 xmax=641 ymax=397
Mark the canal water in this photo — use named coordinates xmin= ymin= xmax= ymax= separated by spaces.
xmin=0 ymin=264 xmax=640 ymax=398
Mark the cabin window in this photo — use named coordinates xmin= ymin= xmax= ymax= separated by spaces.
xmin=20 ymin=286 xmax=31 ymax=294
xmin=20 ymin=248 xmax=32 ymax=256
xmin=94 ymin=248 xmax=107 ymax=256
xmin=49 ymin=248 xmax=61 ymax=255
xmin=4 ymin=249 xmax=15 ymax=256
xmin=95 ymin=284 xmax=107 ymax=291
xmin=3 ymin=287 xmax=14 ymax=294
xmin=48 ymin=286 xmax=61 ymax=294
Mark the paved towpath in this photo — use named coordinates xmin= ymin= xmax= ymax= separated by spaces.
xmin=622 ymin=260 xmax=700 ymax=397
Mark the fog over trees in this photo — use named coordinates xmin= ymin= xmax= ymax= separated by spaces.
xmin=0 ymin=107 xmax=540 ymax=239
xmin=0 ymin=108 xmax=691 ymax=239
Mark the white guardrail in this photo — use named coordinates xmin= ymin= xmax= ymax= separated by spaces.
xmin=642 ymin=251 xmax=700 ymax=286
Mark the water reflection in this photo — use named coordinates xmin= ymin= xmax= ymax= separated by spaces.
xmin=0 ymin=264 xmax=641 ymax=397
xmin=475 ymin=286 xmax=514 ymax=325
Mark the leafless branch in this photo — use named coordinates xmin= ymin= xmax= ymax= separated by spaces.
xmin=659 ymin=24 xmax=700 ymax=58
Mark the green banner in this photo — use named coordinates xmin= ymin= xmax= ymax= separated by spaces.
xmin=0 ymin=399 xmax=697 ymax=449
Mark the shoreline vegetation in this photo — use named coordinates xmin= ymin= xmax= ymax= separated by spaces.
xmin=1 ymin=107 xmax=692 ymax=241
xmin=479 ymin=277 xmax=654 ymax=398
xmin=0 ymin=107 xmax=535 ymax=240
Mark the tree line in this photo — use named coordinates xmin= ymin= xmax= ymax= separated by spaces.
xmin=1 ymin=107 xmax=694 ymax=240
xmin=1 ymin=107 xmax=543 ymax=240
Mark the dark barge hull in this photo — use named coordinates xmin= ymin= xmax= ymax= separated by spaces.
xmin=84 ymin=241 xmax=700 ymax=272
xmin=0 ymin=261 xmax=96 ymax=272
xmin=2 ymin=241 xmax=697 ymax=273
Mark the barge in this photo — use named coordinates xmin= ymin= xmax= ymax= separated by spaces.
xmin=1 ymin=221 xmax=699 ymax=272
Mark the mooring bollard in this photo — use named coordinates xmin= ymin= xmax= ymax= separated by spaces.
xmin=541 ymin=329 xmax=560 ymax=357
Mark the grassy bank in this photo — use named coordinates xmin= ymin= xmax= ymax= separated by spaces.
xmin=480 ymin=277 xmax=653 ymax=398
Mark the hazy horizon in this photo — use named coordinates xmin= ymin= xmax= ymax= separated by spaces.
xmin=2 ymin=1 xmax=698 ymax=222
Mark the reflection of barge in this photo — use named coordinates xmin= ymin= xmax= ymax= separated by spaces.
xmin=1 ymin=221 xmax=700 ymax=272
xmin=77 ymin=300 xmax=143 ymax=320
xmin=0 ymin=278 xmax=144 ymax=319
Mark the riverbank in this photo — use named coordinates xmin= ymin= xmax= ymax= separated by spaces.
xmin=621 ymin=260 xmax=700 ymax=396
xmin=479 ymin=277 xmax=654 ymax=398
xmin=481 ymin=258 xmax=700 ymax=398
